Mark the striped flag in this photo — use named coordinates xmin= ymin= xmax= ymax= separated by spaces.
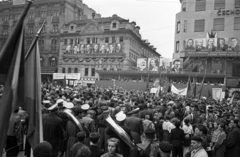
xmin=192 ymin=77 xmax=197 ymax=97
xmin=186 ymin=76 xmax=192 ymax=97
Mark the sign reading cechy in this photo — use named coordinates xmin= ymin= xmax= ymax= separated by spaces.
xmin=217 ymin=9 xmax=240 ymax=16
xmin=182 ymin=51 xmax=240 ymax=57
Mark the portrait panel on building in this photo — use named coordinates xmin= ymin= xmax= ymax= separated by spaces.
xmin=171 ymin=59 xmax=182 ymax=72
xmin=194 ymin=38 xmax=206 ymax=51
xmin=148 ymin=58 xmax=159 ymax=72
xmin=217 ymin=38 xmax=228 ymax=51
xmin=227 ymin=37 xmax=240 ymax=51
xmin=185 ymin=39 xmax=195 ymax=50
xmin=183 ymin=57 xmax=207 ymax=73
xmin=137 ymin=58 xmax=147 ymax=71
xmin=160 ymin=58 xmax=170 ymax=71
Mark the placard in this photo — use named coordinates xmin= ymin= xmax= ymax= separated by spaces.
xmin=53 ymin=73 xmax=65 ymax=80
xmin=53 ymin=73 xmax=81 ymax=80
xmin=150 ymin=88 xmax=158 ymax=93
xmin=13 ymin=0 xmax=25 ymax=5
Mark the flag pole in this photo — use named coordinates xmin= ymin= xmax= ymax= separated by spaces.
xmin=25 ymin=21 xmax=45 ymax=61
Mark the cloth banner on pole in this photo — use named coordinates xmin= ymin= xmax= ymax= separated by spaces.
xmin=171 ymin=84 xmax=187 ymax=96
xmin=212 ymin=88 xmax=222 ymax=101
xmin=150 ymin=88 xmax=158 ymax=94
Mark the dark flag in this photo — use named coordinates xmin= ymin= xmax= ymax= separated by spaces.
xmin=207 ymin=89 xmax=212 ymax=99
xmin=192 ymin=77 xmax=197 ymax=97
xmin=186 ymin=76 xmax=192 ymax=97
xmin=24 ymin=38 xmax=43 ymax=148
xmin=0 ymin=1 xmax=32 ymax=155
xmin=198 ymin=76 xmax=206 ymax=99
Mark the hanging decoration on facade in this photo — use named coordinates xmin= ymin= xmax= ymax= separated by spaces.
xmin=117 ymin=58 xmax=124 ymax=63
xmin=71 ymin=58 xmax=76 ymax=62
xmin=78 ymin=58 xmax=84 ymax=62
xmin=109 ymin=58 xmax=116 ymax=62
xmin=63 ymin=58 xmax=69 ymax=62
xmin=85 ymin=58 xmax=92 ymax=62
xmin=101 ymin=58 xmax=108 ymax=62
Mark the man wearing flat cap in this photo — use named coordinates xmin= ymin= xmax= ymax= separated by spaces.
xmin=190 ymin=136 xmax=208 ymax=157
xmin=42 ymin=103 xmax=64 ymax=157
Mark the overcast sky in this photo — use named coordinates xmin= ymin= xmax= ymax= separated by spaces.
xmin=84 ymin=0 xmax=181 ymax=59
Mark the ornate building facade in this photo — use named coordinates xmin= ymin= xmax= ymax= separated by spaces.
xmin=0 ymin=0 xmax=100 ymax=81
xmin=173 ymin=0 xmax=240 ymax=85
xmin=59 ymin=14 xmax=159 ymax=83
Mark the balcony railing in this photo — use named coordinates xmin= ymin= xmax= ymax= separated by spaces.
xmin=51 ymin=16 xmax=59 ymax=23
xmin=63 ymin=52 xmax=126 ymax=58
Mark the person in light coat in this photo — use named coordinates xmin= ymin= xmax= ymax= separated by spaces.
xmin=190 ymin=136 xmax=208 ymax=157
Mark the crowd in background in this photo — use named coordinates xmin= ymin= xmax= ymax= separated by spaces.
xmin=2 ymin=83 xmax=240 ymax=157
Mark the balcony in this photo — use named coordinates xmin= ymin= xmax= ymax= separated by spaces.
xmin=27 ymin=19 xmax=34 ymax=24
xmin=2 ymin=21 xmax=9 ymax=26
xmin=62 ymin=52 xmax=126 ymax=58
xmin=181 ymin=51 xmax=240 ymax=57
xmin=51 ymin=16 xmax=60 ymax=23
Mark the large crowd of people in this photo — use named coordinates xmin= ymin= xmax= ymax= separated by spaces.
xmin=2 ymin=83 xmax=240 ymax=157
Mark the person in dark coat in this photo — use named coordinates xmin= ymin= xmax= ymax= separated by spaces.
xmin=33 ymin=142 xmax=52 ymax=157
xmin=71 ymin=131 xmax=87 ymax=157
xmin=106 ymin=111 xmax=133 ymax=157
xmin=125 ymin=110 xmax=143 ymax=144
xmin=42 ymin=104 xmax=63 ymax=157
xmin=170 ymin=120 xmax=184 ymax=157
xmin=226 ymin=119 xmax=240 ymax=157
xmin=65 ymin=106 xmax=83 ymax=157
xmin=89 ymin=132 xmax=104 ymax=157
xmin=97 ymin=106 xmax=109 ymax=150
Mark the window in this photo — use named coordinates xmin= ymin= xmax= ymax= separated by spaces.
xmin=105 ymin=37 xmax=109 ymax=43
xmin=68 ymin=68 xmax=71 ymax=73
xmin=64 ymin=39 xmax=68 ymax=45
xmin=214 ymin=0 xmax=225 ymax=10
xmin=29 ymin=12 xmax=34 ymax=19
xmin=182 ymin=2 xmax=187 ymax=11
xmin=41 ymin=11 xmax=47 ymax=18
xmin=70 ymin=39 xmax=73 ymax=44
xmin=234 ymin=17 xmax=240 ymax=30
xmin=39 ymin=39 xmax=44 ymax=46
xmin=91 ymin=68 xmax=95 ymax=76
xmin=87 ymin=38 xmax=91 ymax=44
xmin=14 ymin=14 xmax=19 ymax=21
xmin=42 ymin=25 xmax=46 ymax=33
xmin=120 ymin=36 xmax=124 ymax=42
xmin=110 ymin=68 xmax=114 ymax=71
xmin=53 ymin=10 xmax=59 ymax=17
xmin=62 ymin=68 xmax=65 ymax=73
xmin=2 ymin=28 xmax=8 ymax=35
xmin=52 ymin=24 xmax=59 ymax=33
xmin=103 ymin=68 xmax=107 ymax=71
xmin=28 ymin=26 xmax=34 ymax=34
xmin=176 ymin=21 xmax=181 ymax=33
xmin=176 ymin=41 xmax=180 ymax=53
xmin=40 ymin=57 xmax=43 ymax=66
xmin=74 ymin=68 xmax=78 ymax=73
xmin=112 ymin=22 xmax=117 ymax=28
xmin=213 ymin=18 xmax=224 ymax=31
xmin=3 ymin=15 xmax=9 ymax=21
xmin=183 ymin=20 xmax=187 ymax=32
xmin=236 ymin=0 xmax=240 ymax=8
xmin=85 ymin=68 xmax=89 ymax=76
xmin=49 ymin=57 xmax=56 ymax=67
xmin=194 ymin=19 xmax=205 ymax=32
xmin=92 ymin=37 xmax=96 ymax=44
xmin=195 ymin=0 xmax=206 ymax=11
xmin=112 ymin=36 xmax=115 ymax=43
xmin=51 ymin=39 xmax=57 ymax=45
xmin=70 ymin=26 xmax=74 ymax=31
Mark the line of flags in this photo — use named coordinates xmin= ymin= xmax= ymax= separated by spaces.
xmin=0 ymin=1 xmax=44 ymax=155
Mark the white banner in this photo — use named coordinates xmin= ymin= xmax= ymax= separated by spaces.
xmin=13 ymin=0 xmax=25 ymax=5
xmin=53 ymin=73 xmax=65 ymax=80
xmin=171 ymin=84 xmax=187 ymax=96
xmin=150 ymin=88 xmax=158 ymax=93
xmin=53 ymin=73 xmax=81 ymax=80
xmin=212 ymin=88 xmax=222 ymax=100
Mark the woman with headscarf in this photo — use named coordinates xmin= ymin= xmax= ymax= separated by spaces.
xmin=33 ymin=141 xmax=52 ymax=157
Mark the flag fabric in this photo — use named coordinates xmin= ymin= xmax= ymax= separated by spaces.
xmin=171 ymin=84 xmax=188 ymax=96
xmin=0 ymin=2 xmax=31 ymax=155
xmin=198 ymin=76 xmax=206 ymax=99
xmin=229 ymin=93 xmax=235 ymax=105
xmin=186 ymin=76 xmax=192 ymax=97
xmin=192 ymin=77 xmax=197 ymax=97
xmin=63 ymin=74 xmax=67 ymax=88
xmin=207 ymin=89 xmax=212 ymax=99
xmin=24 ymin=40 xmax=43 ymax=148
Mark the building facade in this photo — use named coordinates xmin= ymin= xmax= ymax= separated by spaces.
xmin=173 ymin=0 xmax=240 ymax=86
xmin=0 ymin=0 xmax=99 ymax=81
xmin=59 ymin=14 xmax=159 ymax=84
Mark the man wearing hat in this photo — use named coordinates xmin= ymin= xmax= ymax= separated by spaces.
xmin=125 ymin=109 xmax=143 ymax=144
xmin=190 ymin=136 xmax=208 ymax=157
xmin=106 ymin=111 xmax=133 ymax=157
xmin=42 ymin=102 xmax=64 ymax=157
xmin=89 ymin=132 xmax=104 ymax=157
